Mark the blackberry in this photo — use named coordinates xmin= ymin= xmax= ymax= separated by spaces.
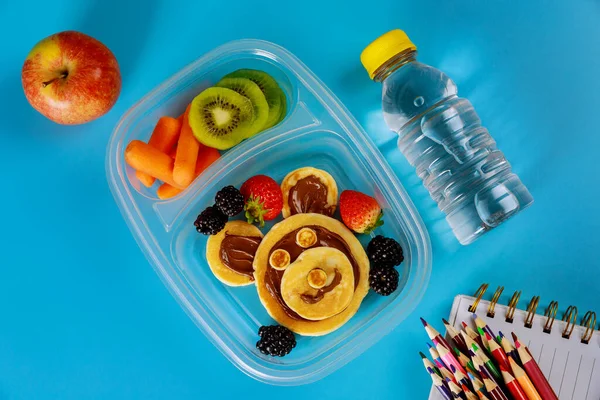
xmin=367 ymin=235 xmax=404 ymax=268
xmin=194 ymin=206 xmax=227 ymax=235
xmin=369 ymin=266 xmax=399 ymax=296
xmin=215 ymin=185 xmax=244 ymax=217
xmin=256 ymin=325 xmax=296 ymax=357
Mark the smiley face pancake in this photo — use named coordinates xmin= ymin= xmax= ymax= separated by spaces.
xmin=281 ymin=167 xmax=338 ymax=218
xmin=206 ymin=221 xmax=263 ymax=286
xmin=253 ymin=213 xmax=370 ymax=336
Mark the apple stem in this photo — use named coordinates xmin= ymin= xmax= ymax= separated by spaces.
xmin=42 ymin=72 xmax=68 ymax=88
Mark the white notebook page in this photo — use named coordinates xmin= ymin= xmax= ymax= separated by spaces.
xmin=428 ymin=295 xmax=599 ymax=400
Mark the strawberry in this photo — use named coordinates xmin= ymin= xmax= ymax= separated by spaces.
xmin=240 ymin=175 xmax=283 ymax=227
xmin=339 ymin=190 xmax=384 ymax=234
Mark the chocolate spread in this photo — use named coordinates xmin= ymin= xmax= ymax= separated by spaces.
xmin=300 ymin=269 xmax=342 ymax=304
xmin=265 ymin=226 xmax=359 ymax=320
xmin=288 ymin=176 xmax=334 ymax=216
xmin=219 ymin=234 xmax=262 ymax=280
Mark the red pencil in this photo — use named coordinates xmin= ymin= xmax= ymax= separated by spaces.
xmin=462 ymin=383 xmax=479 ymax=400
xmin=513 ymin=333 xmax=558 ymax=400
xmin=444 ymin=318 xmax=469 ymax=355
xmin=422 ymin=318 xmax=454 ymax=350
xmin=498 ymin=331 xmax=521 ymax=365
xmin=462 ymin=321 xmax=485 ymax=349
xmin=480 ymin=368 xmax=509 ymax=400
xmin=486 ymin=332 xmax=510 ymax=371
xmin=499 ymin=363 xmax=529 ymax=400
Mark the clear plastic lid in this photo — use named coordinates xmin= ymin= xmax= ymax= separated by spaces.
xmin=106 ymin=39 xmax=432 ymax=385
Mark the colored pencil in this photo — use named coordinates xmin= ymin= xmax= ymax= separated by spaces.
xmin=499 ymin=362 xmax=529 ymax=400
xmin=451 ymin=364 xmax=473 ymax=391
xmin=468 ymin=372 xmax=484 ymax=393
xmin=508 ymin=356 xmax=542 ymax=400
xmin=422 ymin=318 xmax=454 ymax=350
xmin=428 ymin=342 xmax=447 ymax=370
xmin=448 ymin=379 xmax=468 ymax=400
xmin=454 ymin=347 xmax=478 ymax=375
xmin=498 ymin=331 xmax=521 ymax=365
xmin=462 ymin=384 xmax=479 ymax=400
xmin=430 ymin=370 xmax=453 ymax=400
xmin=486 ymin=332 xmax=510 ymax=371
xmin=476 ymin=391 xmax=491 ymax=400
xmin=462 ymin=321 xmax=485 ymax=349
xmin=473 ymin=314 xmax=496 ymax=341
xmin=468 ymin=372 xmax=492 ymax=400
xmin=477 ymin=326 xmax=491 ymax=353
xmin=436 ymin=339 xmax=468 ymax=375
xmin=444 ymin=318 xmax=469 ymax=354
xmin=513 ymin=334 xmax=558 ymax=400
xmin=420 ymin=351 xmax=442 ymax=377
xmin=480 ymin=368 xmax=509 ymax=400
xmin=440 ymin=364 xmax=459 ymax=384
xmin=472 ymin=343 xmax=501 ymax=381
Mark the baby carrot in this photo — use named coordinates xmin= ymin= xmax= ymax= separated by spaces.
xmin=196 ymin=144 xmax=221 ymax=174
xmin=137 ymin=116 xmax=182 ymax=187
xmin=125 ymin=140 xmax=183 ymax=189
xmin=156 ymin=145 xmax=221 ymax=199
xmin=136 ymin=170 xmax=156 ymax=187
xmin=168 ymin=146 xmax=177 ymax=159
xmin=157 ymin=183 xmax=183 ymax=200
xmin=173 ymin=105 xmax=200 ymax=187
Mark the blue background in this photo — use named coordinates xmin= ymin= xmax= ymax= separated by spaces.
xmin=1 ymin=0 xmax=599 ymax=398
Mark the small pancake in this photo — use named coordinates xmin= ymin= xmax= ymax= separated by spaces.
xmin=281 ymin=167 xmax=338 ymax=218
xmin=206 ymin=221 xmax=263 ymax=286
xmin=281 ymin=247 xmax=355 ymax=321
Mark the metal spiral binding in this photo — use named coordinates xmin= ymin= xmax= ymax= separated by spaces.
xmin=562 ymin=306 xmax=578 ymax=339
xmin=505 ymin=290 xmax=521 ymax=323
xmin=581 ymin=311 xmax=597 ymax=344
xmin=525 ymin=296 xmax=540 ymax=329
xmin=487 ymin=286 xmax=504 ymax=318
xmin=543 ymin=301 xmax=559 ymax=334
xmin=469 ymin=283 xmax=489 ymax=313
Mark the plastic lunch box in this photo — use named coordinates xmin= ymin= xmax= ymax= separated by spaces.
xmin=106 ymin=39 xmax=432 ymax=385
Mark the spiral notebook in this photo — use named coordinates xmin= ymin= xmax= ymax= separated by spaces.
xmin=429 ymin=284 xmax=599 ymax=400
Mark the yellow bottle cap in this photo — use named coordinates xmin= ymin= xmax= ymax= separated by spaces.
xmin=360 ymin=29 xmax=417 ymax=79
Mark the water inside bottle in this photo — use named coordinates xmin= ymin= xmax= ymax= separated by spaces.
xmin=382 ymin=61 xmax=533 ymax=244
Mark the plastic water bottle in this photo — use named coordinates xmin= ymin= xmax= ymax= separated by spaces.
xmin=361 ymin=30 xmax=533 ymax=245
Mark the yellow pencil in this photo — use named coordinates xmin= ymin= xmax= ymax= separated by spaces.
xmin=509 ymin=356 xmax=542 ymax=400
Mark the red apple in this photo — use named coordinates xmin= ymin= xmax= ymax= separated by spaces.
xmin=21 ymin=31 xmax=121 ymax=125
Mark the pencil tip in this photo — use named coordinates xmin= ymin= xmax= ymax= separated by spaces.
xmin=442 ymin=318 xmax=450 ymax=325
xmin=498 ymin=331 xmax=505 ymax=338
xmin=419 ymin=351 xmax=427 ymax=359
xmin=473 ymin=313 xmax=478 ymax=319
xmin=511 ymin=332 xmax=519 ymax=342
xmin=450 ymin=364 xmax=457 ymax=373
xmin=426 ymin=342 xmax=433 ymax=349
xmin=420 ymin=317 xmax=428 ymax=327
xmin=461 ymin=321 xmax=468 ymax=328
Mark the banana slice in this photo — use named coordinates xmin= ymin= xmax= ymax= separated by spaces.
xmin=281 ymin=167 xmax=338 ymax=218
xmin=281 ymin=247 xmax=354 ymax=321
xmin=206 ymin=221 xmax=263 ymax=286
xmin=254 ymin=213 xmax=370 ymax=336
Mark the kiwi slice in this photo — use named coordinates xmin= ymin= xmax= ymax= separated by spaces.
xmin=188 ymin=87 xmax=255 ymax=150
xmin=216 ymin=77 xmax=268 ymax=138
xmin=223 ymin=69 xmax=286 ymax=129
